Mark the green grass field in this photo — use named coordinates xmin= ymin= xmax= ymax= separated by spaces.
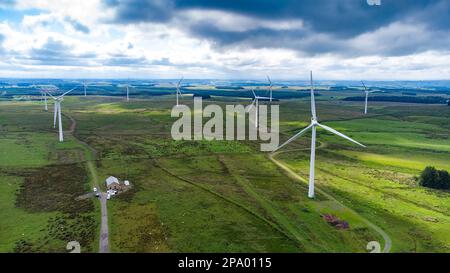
xmin=276 ymin=101 xmax=450 ymax=252
xmin=0 ymin=95 xmax=448 ymax=253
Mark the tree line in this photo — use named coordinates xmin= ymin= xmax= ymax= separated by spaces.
xmin=419 ymin=167 xmax=450 ymax=190
xmin=343 ymin=95 xmax=448 ymax=104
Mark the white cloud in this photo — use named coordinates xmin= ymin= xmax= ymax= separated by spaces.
xmin=0 ymin=1 xmax=449 ymax=79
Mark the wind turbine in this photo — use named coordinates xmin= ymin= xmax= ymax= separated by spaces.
xmin=122 ymin=80 xmax=136 ymax=102
xmin=361 ymin=81 xmax=375 ymax=115
xmin=83 ymin=81 xmax=88 ymax=97
xmin=175 ymin=77 xmax=183 ymax=106
xmin=246 ymin=88 xmax=273 ymax=128
xmin=47 ymin=87 xmax=77 ymax=142
xmin=267 ymin=75 xmax=273 ymax=102
xmin=125 ymin=83 xmax=130 ymax=101
xmin=274 ymin=71 xmax=366 ymax=198
xmin=40 ymin=89 xmax=48 ymax=111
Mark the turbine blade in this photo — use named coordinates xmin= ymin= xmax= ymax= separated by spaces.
xmin=267 ymin=75 xmax=272 ymax=86
xmin=177 ymin=77 xmax=184 ymax=87
xmin=267 ymin=75 xmax=273 ymax=100
xmin=317 ymin=123 xmax=366 ymax=147
xmin=251 ymin=89 xmax=256 ymax=98
xmin=274 ymin=124 xmax=313 ymax=151
xmin=310 ymin=71 xmax=317 ymax=120
xmin=47 ymin=92 xmax=57 ymax=100
xmin=59 ymin=86 xmax=78 ymax=98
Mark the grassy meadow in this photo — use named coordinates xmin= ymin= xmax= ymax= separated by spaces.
xmin=0 ymin=92 xmax=448 ymax=252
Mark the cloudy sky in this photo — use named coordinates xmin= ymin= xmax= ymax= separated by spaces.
xmin=0 ymin=0 xmax=449 ymax=80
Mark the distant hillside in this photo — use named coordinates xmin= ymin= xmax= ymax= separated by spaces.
xmin=343 ymin=96 xmax=449 ymax=104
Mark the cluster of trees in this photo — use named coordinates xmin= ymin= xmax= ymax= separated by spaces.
xmin=215 ymin=86 xmax=245 ymax=90
xmin=343 ymin=95 xmax=448 ymax=104
xmin=419 ymin=167 xmax=450 ymax=190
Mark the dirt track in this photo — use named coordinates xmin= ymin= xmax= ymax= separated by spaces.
xmin=66 ymin=112 xmax=109 ymax=253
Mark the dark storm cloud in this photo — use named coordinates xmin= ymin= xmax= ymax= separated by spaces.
xmin=104 ymin=54 xmax=174 ymax=66
xmin=24 ymin=38 xmax=96 ymax=66
xmin=103 ymin=0 xmax=450 ymax=56
xmin=104 ymin=0 xmax=450 ymax=35
xmin=186 ymin=23 xmax=338 ymax=54
xmin=103 ymin=0 xmax=175 ymax=23
xmin=104 ymin=53 xmax=148 ymax=66
xmin=0 ymin=0 xmax=15 ymax=7
xmin=65 ymin=17 xmax=90 ymax=34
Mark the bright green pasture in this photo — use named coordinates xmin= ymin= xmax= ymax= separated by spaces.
xmin=275 ymin=100 xmax=449 ymax=252
xmin=0 ymin=175 xmax=55 ymax=252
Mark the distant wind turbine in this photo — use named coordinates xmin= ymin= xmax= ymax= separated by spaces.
xmin=175 ymin=77 xmax=183 ymax=106
xmin=361 ymin=81 xmax=375 ymax=115
xmin=274 ymin=71 xmax=366 ymax=198
xmin=246 ymin=88 xmax=274 ymax=128
xmin=47 ymin=87 xmax=77 ymax=142
xmin=267 ymin=75 xmax=273 ymax=102
xmin=83 ymin=81 xmax=88 ymax=97
xmin=122 ymin=80 xmax=136 ymax=102
xmin=40 ymin=90 xmax=48 ymax=111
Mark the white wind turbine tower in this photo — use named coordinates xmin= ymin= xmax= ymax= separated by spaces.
xmin=125 ymin=83 xmax=130 ymax=101
xmin=361 ymin=81 xmax=375 ymax=115
xmin=274 ymin=71 xmax=366 ymax=198
xmin=47 ymin=87 xmax=77 ymax=142
xmin=123 ymin=78 xmax=135 ymax=102
xmin=83 ymin=81 xmax=88 ymax=97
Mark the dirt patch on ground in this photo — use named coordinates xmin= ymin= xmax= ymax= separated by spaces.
xmin=13 ymin=163 xmax=97 ymax=253
xmin=14 ymin=213 xmax=97 ymax=253
xmin=49 ymin=149 xmax=84 ymax=164
xmin=16 ymin=163 xmax=93 ymax=214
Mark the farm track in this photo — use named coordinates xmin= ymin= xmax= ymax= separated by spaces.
xmin=64 ymin=112 xmax=109 ymax=253
xmin=269 ymin=147 xmax=392 ymax=253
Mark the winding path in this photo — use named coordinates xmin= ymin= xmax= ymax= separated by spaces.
xmin=269 ymin=148 xmax=392 ymax=253
xmin=64 ymin=112 xmax=109 ymax=253
xmin=99 ymin=192 xmax=109 ymax=253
